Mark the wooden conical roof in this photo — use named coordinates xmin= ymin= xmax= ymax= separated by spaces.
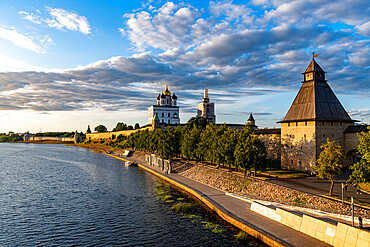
xmin=279 ymin=59 xmax=354 ymax=123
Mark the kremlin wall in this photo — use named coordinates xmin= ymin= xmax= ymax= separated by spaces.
xmin=86 ymin=57 xmax=368 ymax=173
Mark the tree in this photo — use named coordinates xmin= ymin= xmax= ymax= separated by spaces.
xmin=348 ymin=127 xmax=370 ymax=188
xmin=134 ymin=123 xmax=140 ymax=129
xmin=315 ymin=139 xmax=344 ymax=196
xmin=186 ymin=116 xmax=208 ymax=130
xmin=95 ymin=125 xmax=107 ymax=133
xmin=113 ymin=122 xmax=127 ymax=131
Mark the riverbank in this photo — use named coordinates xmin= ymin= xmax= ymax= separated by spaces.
xmin=103 ymin=151 xmax=330 ymax=247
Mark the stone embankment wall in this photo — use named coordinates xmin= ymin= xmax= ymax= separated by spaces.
xmin=24 ymin=136 xmax=74 ymax=142
xmin=251 ymin=202 xmax=370 ymax=246
xmin=179 ymin=164 xmax=370 ymax=217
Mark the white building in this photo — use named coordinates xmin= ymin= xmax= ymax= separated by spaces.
xmin=197 ymin=89 xmax=215 ymax=123
xmin=148 ymin=85 xmax=180 ymax=125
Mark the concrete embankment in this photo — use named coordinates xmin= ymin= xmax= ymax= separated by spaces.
xmin=105 ymin=152 xmax=329 ymax=247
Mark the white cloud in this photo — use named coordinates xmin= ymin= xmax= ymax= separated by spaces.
xmin=19 ymin=7 xmax=91 ymax=35
xmin=0 ymin=27 xmax=50 ymax=53
xmin=19 ymin=11 xmax=42 ymax=24
xmin=45 ymin=7 xmax=91 ymax=34
xmin=356 ymin=21 xmax=370 ymax=37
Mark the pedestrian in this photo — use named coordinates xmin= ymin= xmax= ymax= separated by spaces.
xmin=358 ymin=216 xmax=363 ymax=229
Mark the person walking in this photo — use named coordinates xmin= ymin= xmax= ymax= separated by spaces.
xmin=358 ymin=216 xmax=363 ymax=229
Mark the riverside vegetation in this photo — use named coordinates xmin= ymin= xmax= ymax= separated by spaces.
xmin=153 ymin=180 xmax=266 ymax=246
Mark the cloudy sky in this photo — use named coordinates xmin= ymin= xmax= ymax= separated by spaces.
xmin=0 ymin=0 xmax=369 ymax=133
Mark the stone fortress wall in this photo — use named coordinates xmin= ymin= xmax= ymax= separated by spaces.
xmin=86 ymin=126 xmax=153 ymax=140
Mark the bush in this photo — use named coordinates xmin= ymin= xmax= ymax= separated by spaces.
xmin=171 ymin=202 xmax=192 ymax=214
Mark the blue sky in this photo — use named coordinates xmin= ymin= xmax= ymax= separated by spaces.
xmin=0 ymin=0 xmax=369 ymax=133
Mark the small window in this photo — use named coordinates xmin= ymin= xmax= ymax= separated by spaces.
xmin=323 ymin=134 xmax=326 ymax=137
xmin=296 ymin=122 xmax=298 ymax=126
xmin=331 ymin=122 xmax=333 ymax=126
xmin=299 ymin=161 xmax=301 ymax=165
xmin=168 ymin=119 xmax=170 ymax=124
xmin=288 ymin=123 xmax=290 ymax=127
xmin=305 ymin=121 xmax=307 ymax=126
xmin=162 ymin=113 xmax=164 ymax=117
xmin=168 ymin=113 xmax=170 ymax=117
xmin=291 ymin=160 xmax=293 ymax=164
xmin=332 ymin=134 xmax=334 ymax=137
xmin=304 ymin=134 xmax=306 ymax=139
xmin=340 ymin=122 xmax=342 ymax=126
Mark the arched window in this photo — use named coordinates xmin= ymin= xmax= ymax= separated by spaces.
xmin=168 ymin=113 xmax=170 ymax=117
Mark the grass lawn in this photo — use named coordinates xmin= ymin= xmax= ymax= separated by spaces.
xmin=359 ymin=183 xmax=370 ymax=194
xmin=264 ymin=168 xmax=311 ymax=178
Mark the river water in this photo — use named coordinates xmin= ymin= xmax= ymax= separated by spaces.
xmin=0 ymin=143 xmax=264 ymax=246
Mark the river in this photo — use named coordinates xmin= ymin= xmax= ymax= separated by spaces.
xmin=0 ymin=143 xmax=265 ymax=246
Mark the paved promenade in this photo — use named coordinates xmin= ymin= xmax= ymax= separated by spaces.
xmin=123 ymin=155 xmax=330 ymax=247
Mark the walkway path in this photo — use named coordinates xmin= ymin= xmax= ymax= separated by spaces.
xmin=268 ymin=173 xmax=370 ymax=205
xmin=123 ymin=155 xmax=330 ymax=247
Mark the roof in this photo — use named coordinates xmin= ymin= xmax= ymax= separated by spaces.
xmin=247 ymin=113 xmax=255 ymax=122
xmin=344 ymin=125 xmax=369 ymax=133
xmin=279 ymin=60 xmax=354 ymax=123
xmin=304 ymin=58 xmax=325 ymax=73
xmin=163 ymin=85 xmax=171 ymax=96
xmin=171 ymin=93 xmax=177 ymax=99
xmin=255 ymin=128 xmax=281 ymax=135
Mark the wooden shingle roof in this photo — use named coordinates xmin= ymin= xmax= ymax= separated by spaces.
xmin=304 ymin=59 xmax=325 ymax=73
xmin=279 ymin=60 xmax=354 ymax=123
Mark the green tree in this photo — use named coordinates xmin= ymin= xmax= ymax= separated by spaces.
xmin=113 ymin=122 xmax=127 ymax=131
xmin=186 ymin=116 xmax=208 ymax=130
xmin=348 ymin=127 xmax=370 ymax=188
xmin=315 ymin=139 xmax=344 ymax=196
xmin=95 ymin=125 xmax=107 ymax=133
xmin=134 ymin=123 xmax=140 ymax=129
xmin=234 ymin=127 xmax=254 ymax=174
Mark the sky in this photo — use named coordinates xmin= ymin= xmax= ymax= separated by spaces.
xmin=0 ymin=0 xmax=369 ymax=133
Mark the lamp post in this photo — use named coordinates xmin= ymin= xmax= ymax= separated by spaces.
xmin=341 ymin=183 xmax=344 ymax=205
xmin=351 ymin=197 xmax=354 ymax=227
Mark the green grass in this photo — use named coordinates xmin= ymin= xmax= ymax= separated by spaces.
xmin=234 ymin=231 xmax=249 ymax=243
xmin=293 ymin=197 xmax=307 ymax=204
xmin=171 ymin=202 xmax=192 ymax=214
xmin=201 ymin=221 xmax=226 ymax=234
xmin=265 ymin=168 xmax=310 ymax=178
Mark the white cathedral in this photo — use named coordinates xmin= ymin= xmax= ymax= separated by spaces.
xmin=148 ymin=85 xmax=180 ymax=125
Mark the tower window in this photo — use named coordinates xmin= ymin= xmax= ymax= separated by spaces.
xmin=299 ymin=161 xmax=301 ymax=165
xmin=162 ymin=113 xmax=164 ymax=117
xmin=168 ymin=113 xmax=170 ymax=117
xmin=304 ymin=134 xmax=306 ymax=139
xmin=288 ymin=123 xmax=290 ymax=127
xmin=305 ymin=121 xmax=307 ymax=126
xmin=340 ymin=122 xmax=342 ymax=126
xmin=296 ymin=122 xmax=298 ymax=126
xmin=332 ymin=134 xmax=334 ymax=137
xmin=331 ymin=122 xmax=333 ymax=126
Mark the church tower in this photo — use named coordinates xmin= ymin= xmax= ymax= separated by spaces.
xmin=279 ymin=55 xmax=355 ymax=172
xmin=246 ymin=113 xmax=257 ymax=129
xmin=197 ymin=89 xmax=216 ymax=123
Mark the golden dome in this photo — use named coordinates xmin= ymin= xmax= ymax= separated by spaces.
xmin=162 ymin=85 xmax=171 ymax=96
